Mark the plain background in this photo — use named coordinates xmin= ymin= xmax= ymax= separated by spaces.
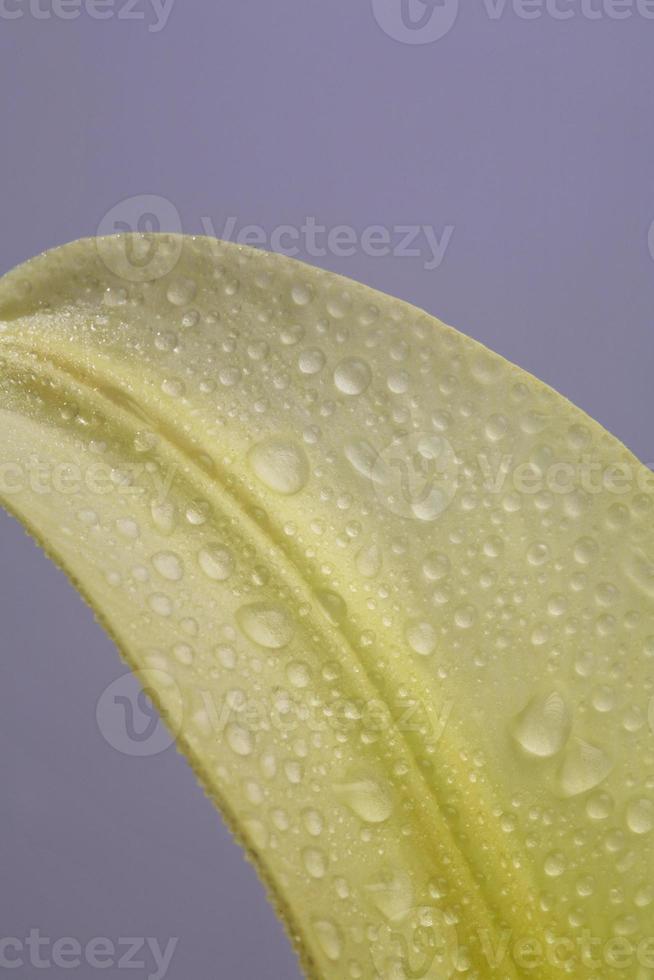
xmin=1 ymin=3 xmax=653 ymax=978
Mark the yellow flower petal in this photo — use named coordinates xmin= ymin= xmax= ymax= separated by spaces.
xmin=1 ymin=235 xmax=652 ymax=978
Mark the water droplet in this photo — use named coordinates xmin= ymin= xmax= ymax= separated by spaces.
xmin=248 ymin=438 xmax=309 ymax=495
xmin=365 ymin=870 xmax=413 ymax=922
xmin=116 ymin=518 xmax=140 ymax=539
xmin=148 ymin=593 xmax=173 ymax=617
xmin=152 ymin=551 xmax=184 ymax=581
xmin=302 ymin=847 xmax=327 ymax=878
xmin=166 ymin=277 xmax=197 ymax=306
xmin=302 ymin=808 xmax=324 ymax=837
xmin=355 ymin=542 xmax=382 ymax=578
xmin=527 ymin=542 xmax=550 ymax=566
xmin=236 ymin=602 xmax=295 ymax=649
xmin=557 ymin=737 xmax=612 ymax=797
xmin=334 ymin=357 xmax=372 ymax=396
xmin=312 ymin=919 xmax=342 ymax=962
xmin=151 ymin=499 xmax=176 ymax=534
xmin=291 ymin=283 xmax=313 ymax=306
xmin=298 ymin=348 xmax=325 ymax=374
xmin=226 ymin=723 xmax=253 ymax=757
xmin=173 ymin=643 xmax=194 ymax=665
xmin=511 ymin=690 xmax=571 ymax=758
xmin=334 ymin=776 xmax=393 ymax=823
xmin=286 ymin=661 xmax=311 ymax=688
xmin=198 ymin=544 xmax=234 ymax=581
xmin=626 ymin=798 xmax=654 ymax=835
xmin=544 ymin=851 xmax=566 ymax=877
xmin=404 ymin=620 xmax=436 ymax=657
xmin=422 ymin=552 xmax=450 ymax=581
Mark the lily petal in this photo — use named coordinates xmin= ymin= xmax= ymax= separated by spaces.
xmin=1 ymin=235 xmax=652 ymax=979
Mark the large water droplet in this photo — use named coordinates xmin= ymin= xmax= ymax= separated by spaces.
xmin=198 ymin=544 xmax=234 ymax=581
xmin=248 ymin=438 xmax=309 ymax=495
xmin=557 ymin=737 xmax=612 ymax=797
xmin=404 ymin=620 xmax=437 ymax=657
xmin=511 ymin=690 xmax=571 ymax=758
xmin=236 ymin=602 xmax=295 ymax=650
xmin=226 ymin=723 xmax=253 ymax=757
xmin=626 ymin=798 xmax=654 ymax=834
xmin=302 ymin=847 xmax=327 ymax=878
xmin=334 ymin=776 xmax=393 ymax=823
xmin=152 ymin=551 xmax=184 ymax=581
xmin=365 ymin=870 xmax=414 ymax=922
xmin=312 ymin=920 xmax=342 ymax=962
xmin=334 ymin=357 xmax=372 ymax=396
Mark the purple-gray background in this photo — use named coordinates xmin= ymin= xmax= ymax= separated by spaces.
xmin=1 ymin=3 xmax=653 ymax=978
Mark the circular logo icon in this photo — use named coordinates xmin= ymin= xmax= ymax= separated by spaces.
xmin=96 ymin=194 xmax=183 ymax=282
xmin=373 ymin=432 xmax=459 ymax=521
xmin=96 ymin=670 xmax=180 ymax=757
xmin=370 ymin=905 xmax=458 ymax=979
xmin=371 ymin=0 xmax=459 ymax=44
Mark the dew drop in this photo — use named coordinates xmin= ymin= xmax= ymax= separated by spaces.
xmin=248 ymin=438 xmax=309 ymax=495
xmin=404 ymin=620 xmax=436 ymax=657
xmin=150 ymin=499 xmax=176 ymax=534
xmin=236 ymin=602 xmax=295 ymax=650
xmin=226 ymin=723 xmax=253 ymax=757
xmin=626 ymin=798 xmax=654 ymax=835
xmin=334 ymin=776 xmax=393 ymax=823
xmin=166 ymin=277 xmax=197 ymax=306
xmin=422 ymin=552 xmax=450 ymax=582
xmin=510 ymin=690 xmax=571 ymax=758
xmin=302 ymin=847 xmax=328 ymax=878
xmin=365 ymin=870 xmax=414 ymax=922
xmin=152 ymin=551 xmax=184 ymax=581
xmin=355 ymin=542 xmax=382 ymax=578
xmin=312 ymin=919 xmax=342 ymax=962
xmin=334 ymin=357 xmax=372 ymax=396
xmin=557 ymin=737 xmax=612 ymax=797
xmin=198 ymin=544 xmax=234 ymax=581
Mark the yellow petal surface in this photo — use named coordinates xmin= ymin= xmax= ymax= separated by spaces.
xmin=0 ymin=235 xmax=653 ymax=979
